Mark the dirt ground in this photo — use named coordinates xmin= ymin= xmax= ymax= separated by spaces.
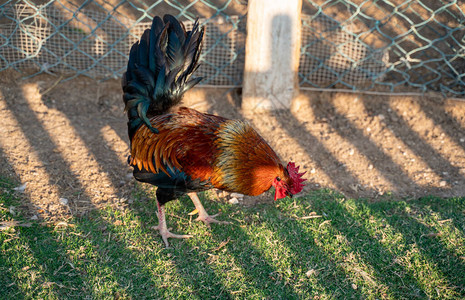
xmin=1 ymin=70 xmax=465 ymax=220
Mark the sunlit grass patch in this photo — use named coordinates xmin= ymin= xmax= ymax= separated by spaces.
xmin=1 ymin=177 xmax=464 ymax=299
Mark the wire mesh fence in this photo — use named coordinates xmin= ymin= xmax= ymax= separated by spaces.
xmin=0 ymin=0 xmax=464 ymax=97
xmin=0 ymin=0 xmax=247 ymax=86
xmin=300 ymin=0 xmax=465 ymax=96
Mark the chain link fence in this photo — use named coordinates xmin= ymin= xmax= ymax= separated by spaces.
xmin=0 ymin=0 xmax=247 ymax=86
xmin=0 ymin=0 xmax=464 ymax=97
xmin=300 ymin=0 xmax=465 ymax=96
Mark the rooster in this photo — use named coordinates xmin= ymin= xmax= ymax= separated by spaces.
xmin=122 ymin=15 xmax=306 ymax=247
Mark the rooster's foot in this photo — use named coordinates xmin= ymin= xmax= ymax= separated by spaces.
xmin=196 ymin=213 xmax=230 ymax=226
xmin=151 ymin=224 xmax=192 ymax=248
xmin=188 ymin=192 xmax=230 ymax=227
xmin=153 ymin=201 xmax=192 ymax=248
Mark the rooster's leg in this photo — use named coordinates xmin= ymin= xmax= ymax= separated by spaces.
xmin=188 ymin=192 xmax=229 ymax=226
xmin=152 ymin=201 xmax=192 ymax=247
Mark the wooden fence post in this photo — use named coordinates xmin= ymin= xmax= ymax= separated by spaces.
xmin=242 ymin=0 xmax=302 ymax=112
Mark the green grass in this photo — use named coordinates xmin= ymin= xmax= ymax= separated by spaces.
xmin=1 ymin=175 xmax=465 ymax=299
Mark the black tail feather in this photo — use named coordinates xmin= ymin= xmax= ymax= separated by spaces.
xmin=122 ymin=15 xmax=204 ymax=139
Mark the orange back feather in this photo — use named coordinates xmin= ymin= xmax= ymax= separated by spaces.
xmin=130 ymin=107 xmax=285 ymax=195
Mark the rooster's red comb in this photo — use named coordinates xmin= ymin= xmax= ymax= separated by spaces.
xmin=287 ymin=162 xmax=306 ymax=195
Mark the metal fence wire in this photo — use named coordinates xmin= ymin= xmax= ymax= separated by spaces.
xmin=0 ymin=0 xmax=247 ymax=86
xmin=0 ymin=0 xmax=464 ymax=97
xmin=300 ymin=0 xmax=465 ymax=96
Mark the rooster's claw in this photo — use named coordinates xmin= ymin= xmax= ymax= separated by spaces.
xmin=196 ymin=213 xmax=230 ymax=226
xmin=151 ymin=224 xmax=192 ymax=247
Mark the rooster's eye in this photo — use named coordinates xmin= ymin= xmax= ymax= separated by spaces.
xmin=276 ymin=177 xmax=281 ymax=181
